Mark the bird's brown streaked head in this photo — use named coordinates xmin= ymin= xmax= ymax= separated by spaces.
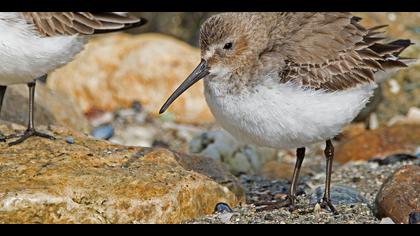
xmin=159 ymin=13 xmax=270 ymax=114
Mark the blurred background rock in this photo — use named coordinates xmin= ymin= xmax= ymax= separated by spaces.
xmin=127 ymin=12 xmax=217 ymax=46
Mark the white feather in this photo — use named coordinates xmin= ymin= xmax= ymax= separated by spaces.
xmin=0 ymin=12 xmax=87 ymax=86
xmin=204 ymin=76 xmax=376 ymax=149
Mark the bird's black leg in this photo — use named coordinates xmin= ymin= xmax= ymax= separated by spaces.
xmin=0 ymin=86 xmax=7 ymax=142
xmin=256 ymin=147 xmax=306 ymax=212
xmin=320 ymin=139 xmax=339 ymax=215
xmin=8 ymin=79 xmax=55 ymax=146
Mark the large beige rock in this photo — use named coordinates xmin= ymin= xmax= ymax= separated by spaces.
xmin=0 ymin=123 xmax=243 ymax=224
xmin=1 ymin=83 xmax=90 ymax=133
xmin=47 ymin=33 xmax=214 ymax=125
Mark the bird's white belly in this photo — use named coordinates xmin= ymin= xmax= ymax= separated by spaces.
xmin=204 ymin=80 xmax=376 ymax=149
xmin=0 ymin=13 xmax=87 ymax=86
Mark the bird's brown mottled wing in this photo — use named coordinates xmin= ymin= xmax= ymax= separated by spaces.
xmin=21 ymin=12 xmax=147 ymax=37
xmin=276 ymin=12 xmax=412 ymax=91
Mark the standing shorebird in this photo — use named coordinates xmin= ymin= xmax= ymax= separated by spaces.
xmin=0 ymin=12 xmax=147 ymax=146
xmin=160 ymin=12 xmax=414 ymax=214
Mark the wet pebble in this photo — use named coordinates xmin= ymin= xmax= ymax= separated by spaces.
xmin=92 ymin=125 xmax=114 ymax=140
xmin=65 ymin=136 xmax=75 ymax=144
xmin=214 ymin=203 xmax=233 ymax=213
xmin=409 ymin=212 xmax=420 ymax=224
xmin=132 ymin=101 xmax=143 ymax=112
xmin=369 ymin=153 xmax=417 ymax=166
xmin=152 ymin=140 xmax=169 ymax=148
xmin=310 ymin=185 xmax=368 ymax=205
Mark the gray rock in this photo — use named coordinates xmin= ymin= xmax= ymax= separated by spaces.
xmin=92 ymin=125 xmax=114 ymax=140
xmin=188 ymin=130 xmax=277 ymax=175
xmin=310 ymin=185 xmax=368 ymax=205
xmin=380 ymin=217 xmax=395 ymax=224
xmin=65 ymin=136 xmax=75 ymax=144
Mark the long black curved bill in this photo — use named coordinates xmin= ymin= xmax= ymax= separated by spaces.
xmin=159 ymin=59 xmax=209 ymax=114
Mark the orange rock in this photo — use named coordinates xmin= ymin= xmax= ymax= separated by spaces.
xmin=47 ymin=33 xmax=214 ymax=125
xmin=375 ymin=165 xmax=420 ymax=224
xmin=337 ymin=123 xmax=367 ymax=143
xmin=0 ymin=123 xmax=243 ymax=224
xmin=259 ymin=160 xmax=312 ymax=180
xmin=335 ymin=124 xmax=420 ymax=163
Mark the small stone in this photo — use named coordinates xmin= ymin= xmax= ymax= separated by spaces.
xmin=264 ymin=214 xmax=274 ymax=221
xmin=214 ymin=203 xmax=233 ymax=213
xmin=369 ymin=113 xmax=379 ymax=130
xmin=409 ymin=212 xmax=420 ymax=224
xmin=217 ymin=213 xmax=234 ymax=223
xmin=131 ymin=101 xmax=143 ymax=112
xmin=65 ymin=136 xmax=75 ymax=144
xmin=388 ymin=79 xmax=400 ymax=94
xmin=91 ymin=124 xmax=114 ymax=140
xmin=314 ymin=203 xmax=321 ymax=213
xmin=375 ymin=165 xmax=420 ymax=224
xmin=380 ymin=217 xmax=395 ymax=224
xmin=89 ymin=112 xmax=114 ymax=128
xmin=152 ymin=140 xmax=169 ymax=148
xmin=116 ymin=108 xmax=136 ymax=118
xmin=310 ymin=185 xmax=368 ymax=205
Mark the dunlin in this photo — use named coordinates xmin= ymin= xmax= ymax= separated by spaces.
xmin=160 ymin=12 xmax=414 ymax=214
xmin=0 ymin=12 xmax=147 ymax=145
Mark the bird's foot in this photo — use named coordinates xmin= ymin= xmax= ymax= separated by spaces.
xmin=320 ymin=197 xmax=339 ymax=215
xmin=255 ymin=195 xmax=296 ymax=212
xmin=7 ymin=128 xmax=56 ymax=146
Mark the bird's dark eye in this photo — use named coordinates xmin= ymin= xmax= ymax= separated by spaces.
xmin=223 ymin=42 xmax=233 ymax=50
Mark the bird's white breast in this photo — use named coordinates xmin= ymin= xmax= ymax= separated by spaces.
xmin=0 ymin=13 xmax=87 ymax=86
xmin=204 ymin=77 xmax=376 ymax=149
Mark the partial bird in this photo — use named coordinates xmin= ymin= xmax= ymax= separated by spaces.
xmin=159 ymin=12 xmax=415 ymax=214
xmin=0 ymin=12 xmax=147 ymax=145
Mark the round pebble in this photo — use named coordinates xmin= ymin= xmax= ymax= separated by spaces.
xmin=92 ymin=125 xmax=114 ymax=140
xmin=65 ymin=136 xmax=75 ymax=144
xmin=214 ymin=203 xmax=233 ymax=213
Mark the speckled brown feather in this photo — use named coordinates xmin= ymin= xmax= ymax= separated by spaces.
xmin=268 ymin=13 xmax=412 ymax=91
xmin=200 ymin=12 xmax=414 ymax=92
xmin=20 ymin=12 xmax=146 ymax=37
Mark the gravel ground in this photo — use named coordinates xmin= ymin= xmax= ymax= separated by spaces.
xmin=187 ymin=158 xmax=420 ymax=224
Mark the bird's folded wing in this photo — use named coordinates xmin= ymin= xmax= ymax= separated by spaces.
xmin=275 ymin=12 xmax=412 ymax=91
xmin=21 ymin=12 xmax=147 ymax=37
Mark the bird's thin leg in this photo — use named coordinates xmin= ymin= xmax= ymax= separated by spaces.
xmin=256 ymin=147 xmax=305 ymax=212
xmin=8 ymin=79 xmax=55 ymax=146
xmin=320 ymin=139 xmax=339 ymax=215
xmin=0 ymin=86 xmax=7 ymax=142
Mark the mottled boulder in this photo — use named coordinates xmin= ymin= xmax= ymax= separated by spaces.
xmin=375 ymin=165 xmax=420 ymax=224
xmin=0 ymin=123 xmax=243 ymax=224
